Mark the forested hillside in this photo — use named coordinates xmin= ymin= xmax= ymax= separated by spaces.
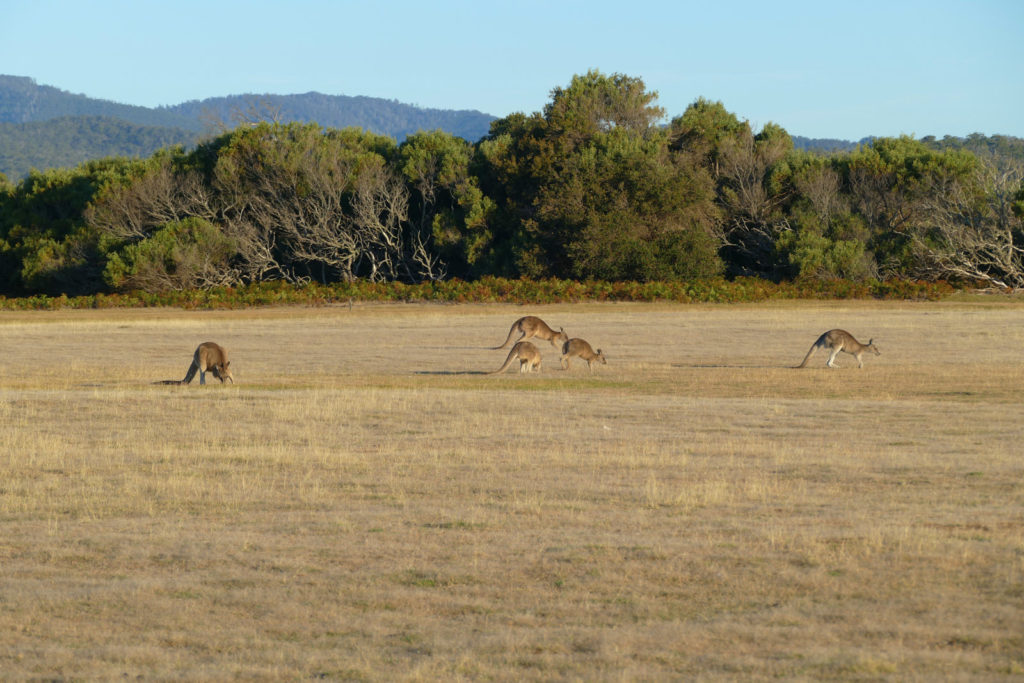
xmin=792 ymin=136 xmax=864 ymax=154
xmin=164 ymin=93 xmax=495 ymax=145
xmin=0 ymin=116 xmax=198 ymax=181
xmin=0 ymin=75 xmax=495 ymax=179
xmin=0 ymin=75 xmax=196 ymax=128
xmin=2 ymin=70 xmax=1022 ymax=298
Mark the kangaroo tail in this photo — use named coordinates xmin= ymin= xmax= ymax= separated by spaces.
xmin=796 ymin=341 xmax=819 ymax=368
xmin=181 ymin=361 xmax=199 ymax=384
xmin=488 ymin=349 xmax=519 ymax=374
xmin=490 ymin=324 xmax=520 ymax=350
xmin=153 ymin=379 xmax=186 ymax=385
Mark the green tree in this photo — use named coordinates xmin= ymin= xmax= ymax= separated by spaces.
xmin=0 ymin=158 xmax=142 ymax=294
xmin=840 ymin=136 xmax=981 ymax=276
xmin=397 ymin=129 xmax=493 ymax=279
xmin=477 ymin=72 xmax=720 ymax=281
xmin=560 ymin=127 xmax=722 ymax=280
xmin=668 ymin=97 xmax=747 ymax=177
xmin=669 ymin=100 xmax=795 ymax=276
xmin=474 ymin=112 xmax=558 ymax=277
xmin=544 ymin=69 xmax=665 ymax=140
xmin=771 ymin=151 xmax=877 ymax=281
xmin=103 ymin=217 xmax=237 ymax=291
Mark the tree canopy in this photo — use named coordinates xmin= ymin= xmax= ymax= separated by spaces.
xmin=2 ymin=70 xmax=1022 ymax=295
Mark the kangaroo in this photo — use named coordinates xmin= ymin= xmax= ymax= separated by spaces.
xmin=489 ymin=341 xmax=542 ymax=374
xmin=561 ymin=338 xmax=607 ymax=372
xmin=492 ymin=316 xmax=568 ymax=350
xmin=157 ymin=342 xmax=234 ymax=385
xmin=797 ymin=329 xmax=880 ymax=369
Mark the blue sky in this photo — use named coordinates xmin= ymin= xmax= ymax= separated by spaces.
xmin=2 ymin=0 xmax=1021 ymax=140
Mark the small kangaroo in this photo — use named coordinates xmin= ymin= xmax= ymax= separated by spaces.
xmin=561 ymin=338 xmax=606 ymax=372
xmin=797 ymin=329 xmax=879 ymax=369
xmin=156 ymin=342 xmax=234 ymax=385
xmin=489 ymin=341 xmax=542 ymax=374
xmin=492 ymin=316 xmax=568 ymax=350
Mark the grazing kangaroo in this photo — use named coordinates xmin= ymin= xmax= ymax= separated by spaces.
xmin=561 ymin=338 xmax=607 ymax=372
xmin=797 ymin=329 xmax=879 ymax=369
xmin=492 ymin=316 xmax=568 ymax=349
xmin=489 ymin=341 xmax=542 ymax=374
xmin=156 ymin=342 xmax=234 ymax=385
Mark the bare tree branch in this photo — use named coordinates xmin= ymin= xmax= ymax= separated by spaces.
xmin=87 ymin=163 xmax=215 ymax=241
xmin=908 ymin=161 xmax=1024 ymax=289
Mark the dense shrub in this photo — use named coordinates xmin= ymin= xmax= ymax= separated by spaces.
xmin=0 ymin=277 xmax=955 ymax=311
xmin=103 ymin=218 xmax=237 ymax=292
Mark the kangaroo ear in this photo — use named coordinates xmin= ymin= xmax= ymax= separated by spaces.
xmin=224 ymin=361 xmax=230 ymax=368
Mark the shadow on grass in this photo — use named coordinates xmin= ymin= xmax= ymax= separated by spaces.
xmin=414 ymin=370 xmax=490 ymax=376
xmin=672 ymin=363 xmax=791 ymax=369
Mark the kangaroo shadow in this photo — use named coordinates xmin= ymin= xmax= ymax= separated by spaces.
xmin=672 ymin=363 xmax=787 ymax=369
xmin=416 ymin=346 xmax=488 ymax=350
xmin=414 ymin=370 xmax=490 ymax=376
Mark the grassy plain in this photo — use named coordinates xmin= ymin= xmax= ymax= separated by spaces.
xmin=0 ymin=298 xmax=1022 ymax=680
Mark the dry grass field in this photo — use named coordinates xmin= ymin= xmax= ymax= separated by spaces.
xmin=0 ymin=298 xmax=1022 ymax=680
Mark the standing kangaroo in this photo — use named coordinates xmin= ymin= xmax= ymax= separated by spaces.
xmin=492 ymin=316 xmax=568 ymax=349
xmin=561 ymin=338 xmax=607 ymax=372
xmin=797 ymin=329 xmax=879 ymax=369
xmin=489 ymin=341 xmax=542 ymax=374
xmin=157 ymin=342 xmax=234 ymax=385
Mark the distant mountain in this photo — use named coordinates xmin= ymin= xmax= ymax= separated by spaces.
xmin=791 ymin=135 xmax=866 ymax=154
xmin=0 ymin=75 xmax=496 ymax=180
xmin=164 ymin=92 xmax=495 ymax=142
xmin=0 ymin=75 xmax=197 ymax=129
xmin=0 ymin=116 xmax=199 ymax=180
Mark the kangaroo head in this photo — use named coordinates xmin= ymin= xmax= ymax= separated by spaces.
xmin=596 ymin=349 xmax=607 ymax=364
xmin=867 ymin=339 xmax=880 ymax=355
xmin=214 ymin=361 xmax=234 ymax=383
xmin=557 ymin=327 xmax=569 ymax=344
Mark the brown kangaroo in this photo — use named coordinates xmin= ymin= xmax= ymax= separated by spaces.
xmin=156 ymin=342 xmax=234 ymax=385
xmin=489 ymin=341 xmax=542 ymax=374
xmin=797 ymin=329 xmax=879 ymax=369
xmin=492 ymin=316 xmax=568 ymax=349
xmin=561 ymin=338 xmax=607 ymax=372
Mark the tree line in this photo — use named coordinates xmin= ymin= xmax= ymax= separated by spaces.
xmin=2 ymin=70 xmax=1023 ymax=297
